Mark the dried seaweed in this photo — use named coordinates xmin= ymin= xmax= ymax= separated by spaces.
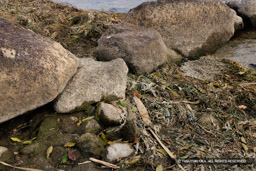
xmin=0 ymin=0 xmax=255 ymax=170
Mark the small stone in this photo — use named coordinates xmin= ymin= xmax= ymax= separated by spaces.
xmin=70 ymin=116 xmax=79 ymax=122
xmin=122 ymin=106 xmax=139 ymax=142
xmin=77 ymin=133 xmax=105 ymax=158
xmin=105 ymin=143 xmax=134 ymax=162
xmin=54 ymin=58 xmax=128 ymax=113
xmin=49 ymin=146 xmax=66 ymax=167
xmin=23 ymin=154 xmax=54 ymax=170
xmin=0 ymin=146 xmax=8 ymax=157
xmin=60 ymin=115 xmax=79 ymax=134
xmin=0 ymin=148 xmax=15 ymax=164
xmin=37 ymin=116 xmax=78 ymax=146
xmin=37 ymin=116 xmax=59 ymax=139
xmin=97 ymin=103 xmax=123 ymax=126
xmin=84 ymin=119 xmax=102 ymax=134
xmin=20 ymin=143 xmax=41 ymax=155
xmin=105 ymin=126 xmax=123 ymax=141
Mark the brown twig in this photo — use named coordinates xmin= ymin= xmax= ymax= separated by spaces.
xmin=168 ymin=100 xmax=200 ymax=105
xmin=239 ymin=82 xmax=256 ymax=86
xmin=89 ymin=158 xmax=120 ymax=169
xmin=148 ymin=128 xmax=186 ymax=171
xmin=0 ymin=161 xmax=43 ymax=171
xmin=78 ymin=161 xmax=91 ymax=165
xmin=134 ymin=96 xmax=186 ymax=170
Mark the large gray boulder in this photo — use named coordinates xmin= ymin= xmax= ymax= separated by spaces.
xmin=125 ymin=0 xmax=241 ymax=58
xmin=54 ymin=58 xmax=128 ymax=113
xmin=222 ymin=0 xmax=256 ymax=27
xmin=0 ymin=18 xmax=79 ymax=123
xmin=96 ymin=23 xmax=181 ymax=74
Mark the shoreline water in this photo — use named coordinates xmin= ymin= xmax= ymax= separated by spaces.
xmin=52 ymin=0 xmax=155 ymax=13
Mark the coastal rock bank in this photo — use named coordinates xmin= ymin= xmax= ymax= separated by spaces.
xmin=125 ymin=0 xmax=242 ymax=58
xmin=0 ymin=18 xmax=79 ymax=123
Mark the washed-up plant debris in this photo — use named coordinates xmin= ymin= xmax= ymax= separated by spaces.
xmin=0 ymin=0 xmax=123 ymax=58
xmin=125 ymin=60 xmax=256 ymax=170
xmin=0 ymin=0 xmax=255 ymax=171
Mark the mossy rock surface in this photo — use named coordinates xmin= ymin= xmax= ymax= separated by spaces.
xmin=77 ymin=133 xmax=105 ymax=158
xmin=37 ymin=115 xmax=59 ymax=140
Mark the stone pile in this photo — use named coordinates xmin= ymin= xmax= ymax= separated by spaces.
xmin=1 ymin=0 xmax=255 ymax=169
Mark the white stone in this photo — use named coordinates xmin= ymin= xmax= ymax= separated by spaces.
xmin=106 ymin=143 xmax=134 ymax=162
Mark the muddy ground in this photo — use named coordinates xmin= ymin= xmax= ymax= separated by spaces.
xmin=0 ymin=0 xmax=256 ymax=170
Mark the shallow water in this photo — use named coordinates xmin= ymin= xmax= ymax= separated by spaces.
xmin=52 ymin=0 xmax=155 ymax=13
xmin=215 ymin=30 xmax=256 ymax=70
